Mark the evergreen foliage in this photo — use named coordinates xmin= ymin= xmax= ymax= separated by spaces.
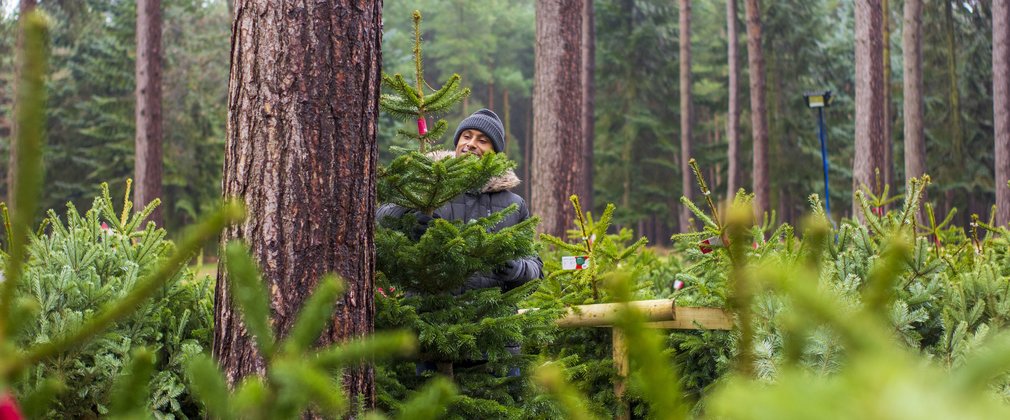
xmin=12 ymin=182 xmax=216 ymax=418
xmin=375 ymin=11 xmax=556 ymax=419
xmin=530 ymin=172 xmax=1010 ymax=419
xmin=524 ymin=195 xmax=661 ymax=418
xmin=184 ymin=242 xmax=436 ymax=420
xmin=379 ymin=0 xmax=535 ymax=165
xmin=0 ymin=18 xmax=242 ymax=418
xmin=379 ymin=11 xmax=470 ymax=151
xmin=0 ymin=0 xmax=229 ymax=233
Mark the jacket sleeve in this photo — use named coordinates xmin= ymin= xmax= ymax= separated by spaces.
xmin=503 ymin=199 xmax=543 ymax=289
xmin=461 ymin=254 xmax=543 ymax=292
xmin=464 ymin=199 xmax=543 ymax=292
xmin=499 ymin=254 xmax=544 ymax=291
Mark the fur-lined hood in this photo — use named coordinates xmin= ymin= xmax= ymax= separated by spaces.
xmin=428 ymin=150 xmax=520 ymax=194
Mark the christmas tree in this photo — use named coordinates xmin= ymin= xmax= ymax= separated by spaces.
xmin=374 ymin=11 xmax=557 ymax=419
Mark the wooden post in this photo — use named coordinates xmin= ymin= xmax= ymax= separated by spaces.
xmin=519 ymin=299 xmax=732 ymax=417
xmin=647 ymin=306 xmax=734 ymax=330
xmin=613 ymin=328 xmax=630 ymax=420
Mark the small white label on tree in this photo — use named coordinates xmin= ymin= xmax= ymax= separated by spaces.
xmin=562 ymin=256 xmax=590 ymax=270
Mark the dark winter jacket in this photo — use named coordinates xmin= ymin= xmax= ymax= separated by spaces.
xmin=376 ymin=151 xmax=543 ymax=292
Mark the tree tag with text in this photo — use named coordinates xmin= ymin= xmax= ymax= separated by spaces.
xmin=562 ymin=256 xmax=590 ymax=270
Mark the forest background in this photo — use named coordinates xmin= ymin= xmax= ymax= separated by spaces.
xmin=0 ymin=0 xmax=999 ymax=245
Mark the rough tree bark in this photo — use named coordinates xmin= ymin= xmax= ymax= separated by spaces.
xmin=679 ymin=0 xmax=694 ymax=231
xmin=213 ymin=0 xmax=381 ymax=409
xmin=882 ymin=0 xmax=893 ymax=196
xmin=937 ymin=0 xmax=961 ymax=208
xmin=744 ymin=0 xmax=769 ymax=217
xmin=726 ymin=0 xmax=740 ymax=201
xmin=8 ymin=0 xmax=37 ymax=208
xmin=903 ymin=0 xmax=925 ymax=193
xmin=582 ymin=0 xmax=596 ymax=211
xmin=533 ymin=0 xmax=584 ymax=237
xmin=134 ymin=0 xmax=163 ymax=226
xmin=995 ymin=0 xmax=1010 ymax=225
xmin=853 ymin=0 xmax=885 ymax=219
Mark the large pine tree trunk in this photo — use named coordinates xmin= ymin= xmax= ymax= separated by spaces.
xmin=744 ymin=0 xmax=769 ymax=216
xmin=944 ymin=0 xmax=964 ymax=207
xmin=726 ymin=0 xmax=740 ymax=200
xmin=903 ymin=0 xmax=925 ymax=190
xmin=679 ymin=0 xmax=694 ymax=231
xmin=7 ymin=0 xmax=37 ymax=208
xmin=533 ymin=0 xmax=584 ymax=237
xmin=582 ymin=0 xmax=596 ymax=211
xmin=882 ymin=0 xmax=893 ymax=197
xmin=853 ymin=0 xmax=885 ymax=219
xmin=995 ymin=0 xmax=1010 ymax=225
xmin=134 ymin=0 xmax=163 ymax=226
xmin=213 ymin=0 xmax=381 ymax=409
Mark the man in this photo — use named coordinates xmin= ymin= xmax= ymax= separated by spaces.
xmin=377 ymin=108 xmax=543 ymax=292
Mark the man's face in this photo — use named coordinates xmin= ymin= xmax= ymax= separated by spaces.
xmin=455 ymin=129 xmax=495 ymax=157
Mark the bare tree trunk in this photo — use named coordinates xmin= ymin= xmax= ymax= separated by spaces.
xmin=487 ymin=81 xmax=494 ymax=111
xmin=8 ymin=0 xmax=37 ymax=208
xmin=903 ymin=0 xmax=925 ymax=193
xmin=995 ymin=0 xmax=1010 ymax=225
xmin=945 ymin=0 xmax=964 ymax=175
xmin=134 ymin=0 xmax=163 ymax=226
xmin=853 ymin=0 xmax=885 ymax=219
xmin=744 ymin=0 xmax=769 ymax=217
xmin=726 ymin=0 xmax=740 ymax=201
xmin=503 ymin=89 xmax=510 ymax=152
xmin=213 ymin=0 xmax=381 ymax=409
xmin=533 ymin=0 xmax=584 ymax=237
xmin=525 ymin=104 xmax=533 ymax=201
xmin=582 ymin=0 xmax=596 ymax=211
xmin=679 ymin=0 xmax=694 ymax=232
xmin=882 ymin=0 xmax=893 ymax=197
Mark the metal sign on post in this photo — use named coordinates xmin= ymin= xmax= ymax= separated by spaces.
xmin=804 ymin=90 xmax=834 ymax=221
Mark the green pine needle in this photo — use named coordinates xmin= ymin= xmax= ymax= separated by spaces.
xmin=282 ymin=275 xmax=345 ymax=355
xmin=224 ymin=241 xmax=278 ymax=359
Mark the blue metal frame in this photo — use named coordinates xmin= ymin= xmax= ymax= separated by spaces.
xmin=817 ymin=107 xmax=831 ymax=218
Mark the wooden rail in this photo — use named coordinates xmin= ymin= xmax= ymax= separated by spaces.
xmin=520 ymin=299 xmax=732 ymax=419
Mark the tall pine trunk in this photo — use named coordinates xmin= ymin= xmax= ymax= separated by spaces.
xmin=679 ymin=0 xmax=694 ymax=231
xmin=903 ymin=0 xmax=925 ymax=193
xmin=853 ymin=0 xmax=885 ymax=219
xmin=882 ymin=0 xmax=893 ymax=196
xmin=533 ymin=0 xmax=584 ymax=237
xmin=134 ymin=0 xmax=163 ymax=226
xmin=582 ymin=0 xmax=596 ymax=211
xmin=995 ymin=0 xmax=1010 ymax=225
xmin=726 ymin=0 xmax=740 ymax=201
xmin=945 ymin=0 xmax=964 ymax=201
xmin=8 ymin=0 xmax=37 ymax=209
xmin=744 ymin=0 xmax=769 ymax=216
xmin=213 ymin=0 xmax=381 ymax=409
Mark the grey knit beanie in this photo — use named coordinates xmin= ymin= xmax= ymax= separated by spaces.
xmin=453 ymin=109 xmax=505 ymax=153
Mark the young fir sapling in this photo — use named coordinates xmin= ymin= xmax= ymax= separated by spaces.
xmin=374 ymin=10 xmax=555 ymax=419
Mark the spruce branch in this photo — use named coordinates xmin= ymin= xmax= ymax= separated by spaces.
xmin=690 ymin=158 xmax=722 ymax=229
xmin=424 ymin=74 xmax=461 ymax=109
xmin=282 ymin=275 xmax=346 ymax=355
xmin=224 ymin=241 xmax=279 ymax=359
xmin=120 ymin=179 xmax=133 ymax=227
xmin=0 ymin=11 xmax=49 ymax=344
xmin=1 ymin=203 xmax=12 ymax=254
xmin=6 ymin=202 xmax=244 ymax=378
xmin=412 ymin=10 xmax=425 ymax=107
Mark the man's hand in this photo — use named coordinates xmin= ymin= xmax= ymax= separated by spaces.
xmin=410 ymin=212 xmax=441 ymax=241
xmin=495 ymin=260 xmax=521 ymax=281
